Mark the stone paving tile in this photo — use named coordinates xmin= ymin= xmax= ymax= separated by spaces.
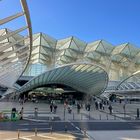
xmin=0 ymin=131 xmax=89 ymax=140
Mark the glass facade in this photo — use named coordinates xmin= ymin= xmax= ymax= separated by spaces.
xmin=23 ymin=33 xmax=140 ymax=82
xmin=24 ymin=63 xmax=47 ymax=76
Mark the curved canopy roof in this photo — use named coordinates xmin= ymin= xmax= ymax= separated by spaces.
xmin=18 ymin=63 xmax=108 ymax=95
xmin=116 ymin=70 xmax=140 ymax=91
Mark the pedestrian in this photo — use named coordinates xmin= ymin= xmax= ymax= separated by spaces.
xmin=87 ymin=103 xmax=91 ymax=111
xmin=53 ymin=105 xmax=57 ymax=113
xmin=108 ymin=105 xmax=112 ymax=114
xmin=95 ymin=101 xmax=98 ymax=110
xmin=50 ymin=104 xmax=53 ymax=113
xmin=119 ymin=99 xmax=122 ymax=104
xmin=11 ymin=107 xmax=17 ymax=120
xmin=34 ymin=108 xmax=38 ymax=119
xmin=68 ymin=104 xmax=72 ymax=114
xmin=77 ymin=103 xmax=81 ymax=114
xmin=123 ymin=104 xmax=126 ymax=112
xmin=85 ymin=103 xmax=88 ymax=110
xmin=19 ymin=107 xmax=24 ymax=120
xmin=102 ymin=104 xmax=105 ymax=110
xmin=99 ymin=102 xmax=102 ymax=110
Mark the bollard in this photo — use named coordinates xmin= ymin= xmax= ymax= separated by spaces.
xmin=35 ymin=128 xmax=37 ymax=136
xmin=99 ymin=114 xmax=101 ymax=120
xmin=65 ymin=124 xmax=67 ymax=133
xmin=64 ymin=108 xmax=66 ymax=120
xmin=114 ymin=115 xmax=116 ymax=120
xmin=73 ymin=113 xmax=74 ymax=120
xmin=17 ymin=129 xmax=20 ymax=139
xmin=106 ymin=114 xmax=108 ymax=120
xmin=89 ymin=112 xmax=90 ymax=120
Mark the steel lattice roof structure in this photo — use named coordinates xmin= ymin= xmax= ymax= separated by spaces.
xmin=0 ymin=0 xmax=32 ymax=96
xmin=24 ymin=33 xmax=140 ymax=81
xmin=18 ymin=33 xmax=140 ymax=95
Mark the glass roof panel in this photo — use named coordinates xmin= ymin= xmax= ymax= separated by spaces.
xmin=80 ymin=65 xmax=91 ymax=72
xmin=86 ymin=65 xmax=96 ymax=72
xmin=34 ymin=78 xmax=38 ymax=86
xmin=32 ymin=46 xmax=40 ymax=54
xmin=73 ymin=37 xmax=86 ymax=51
xmin=8 ymin=53 xmax=16 ymax=58
xmin=39 ymin=75 xmax=44 ymax=85
xmin=71 ymin=64 xmax=79 ymax=69
xmin=86 ymin=52 xmax=101 ymax=60
xmin=3 ymin=47 xmax=13 ymax=52
xmin=96 ymin=42 xmax=106 ymax=53
xmin=121 ymin=45 xmax=130 ymax=56
xmin=32 ymin=33 xmax=40 ymax=41
xmin=61 ymin=56 xmax=70 ymax=62
xmin=56 ymin=37 xmax=71 ymax=48
xmin=65 ymin=50 xmax=72 ymax=57
xmin=60 ymin=40 xmax=71 ymax=50
xmin=31 ymin=54 xmax=39 ymax=60
xmin=33 ymin=36 xmax=40 ymax=46
xmin=101 ymin=40 xmax=114 ymax=54
xmin=136 ymin=58 xmax=140 ymax=64
xmin=85 ymin=40 xmax=100 ymax=52
xmin=69 ymin=40 xmax=79 ymax=51
xmin=128 ymin=44 xmax=140 ymax=57
xmin=42 ymin=33 xmax=56 ymax=47
xmin=111 ymin=54 xmax=123 ymax=62
xmin=112 ymin=43 xmax=127 ymax=54
xmin=11 ymin=58 xmax=18 ymax=62
xmin=41 ymin=36 xmax=50 ymax=47
xmin=92 ymin=67 xmax=100 ymax=72
xmin=75 ymin=64 xmax=85 ymax=71
xmin=39 ymin=54 xmax=46 ymax=60
xmin=68 ymin=49 xmax=78 ymax=57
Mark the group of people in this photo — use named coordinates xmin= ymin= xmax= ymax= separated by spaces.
xmin=94 ymin=100 xmax=113 ymax=114
xmin=50 ymin=100 xmax=57 ymax=113
xmin=85 ymin=103 xmax=91 ymax=111
xmin=10 ymin=98 xmax=116 ymax=122
xmin=95 ymin=101 xmax=105 ymax=110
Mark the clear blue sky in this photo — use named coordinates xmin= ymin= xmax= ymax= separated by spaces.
xmin=1 ymin=0 xmax=140 ymax=46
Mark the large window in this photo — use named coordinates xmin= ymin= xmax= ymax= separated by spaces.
xmin=24 ymin=63 xmax=47 ymax=76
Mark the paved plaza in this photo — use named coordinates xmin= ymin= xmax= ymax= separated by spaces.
xmin=0 ymin=101 xmax=140 ymax=140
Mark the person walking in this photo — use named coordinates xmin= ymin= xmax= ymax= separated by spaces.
xmin=77 ymin=103 xmax=81 ymax=114
xmin=34 ymin=108 xmax=38 ymax=119
xmin=19 ymin=107 xmax=24 ymax=120
xmin=53 ymin=104 xmax=57 ymax=113
xmin=50 ymin=104 xmax=53 ymax=113
xmin=11 ymin=107 xmax=17 ymax=120
xmin=108 ymin=105 xmax=113 ymax=114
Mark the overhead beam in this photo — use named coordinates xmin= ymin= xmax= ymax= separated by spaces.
xmin=0 ymin=12 xmax=24 ymax=25
xmin=0 ymin=26 xmax=27 ymax=41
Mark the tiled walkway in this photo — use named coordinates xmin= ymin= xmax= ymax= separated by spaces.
xmin=0 ymin=101 xmax=140 ymax=140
